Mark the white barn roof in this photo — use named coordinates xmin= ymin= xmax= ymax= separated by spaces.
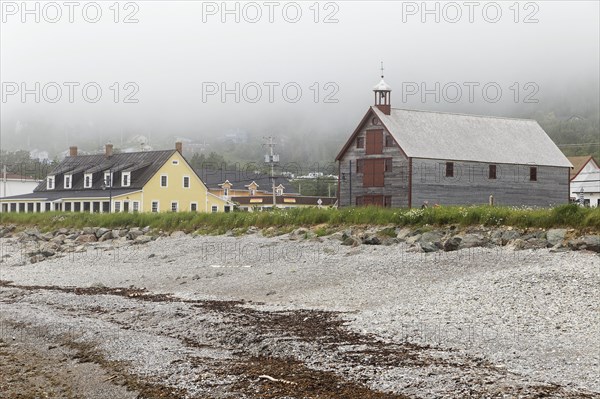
xmin=372 ymin=107 xmax=572 ymax=167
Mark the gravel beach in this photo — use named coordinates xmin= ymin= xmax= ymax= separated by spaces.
xmin=1 ymin=232 xmax=598 ymax=398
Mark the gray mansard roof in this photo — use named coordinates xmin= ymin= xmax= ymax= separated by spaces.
xmin=368 ymin=107 xmax=572 ymax=168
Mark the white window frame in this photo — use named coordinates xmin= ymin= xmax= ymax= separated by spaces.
xmin=132 ymin=201 xmax=140 ymax=212
xmin=183 ymin=175 xmax=190 ymax=189
xmin=190 ymin=202 xmax=198 ymax=212
xmin=160 ymin=174 xmax=168 ymax=187
xmin=84 ymin=173 xmax=93 ymax=188
xmin=211 ymin=205 xmax=218 ymax=213
xmin=151 ymin=201 xmax=159 ymax=213
xmin=223 ymin=187 xmax=229 ymax=197
xmin=250 ymin=189 xmax=256 ymax=196
xmin=122 ymin=172 xmax=131 ymax=187
xmin=114 ymin=201 xmax=121 ymax=213
xmin=47 ymin=176 xmax=55 ymax=190
xmin=104 ymin=171 xmax=113 ymax=187
xmin=64 ymin=174 xmax=72 ymax=189
xmin=172 ymin=159 xmax=179 ymax=165
xmin=276 ymin=187 xmax=283 ymax=196
xmin=171 ymin=201 xmax=178 ymax=212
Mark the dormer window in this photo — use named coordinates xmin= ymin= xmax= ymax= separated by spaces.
xmin=276 ymin=185 xmax=284 ymax=196
xmin=122 ymin=172 xmax=131 ymax=187
xmin=250 ymin=188 xmax=256 ymax=196
xmin=223 ymin=187 xmax=229 ymax=197
xmin=84 ymin=173 xmax=93 ymax=188
xmin=47 ymin=175 xmax=55 ymax=190
xmin=64 ymin=174 xmax=72 ymax=189
xmin=103 ymin=171 xmax=112 ymax=187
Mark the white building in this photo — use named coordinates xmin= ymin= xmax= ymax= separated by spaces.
xmin=0 ymin=173 xmax=41 ymax=199
xmin=569 ymin=156 xmax=600 ymax=207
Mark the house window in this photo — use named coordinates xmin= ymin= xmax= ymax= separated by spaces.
xmin=151 ymin=201 xmax=159 ymax=213
xmin=356 ymin=159 xmax=363 ymax=173
xmin=356 ymin=137 xmax=365 ymax=149
xmin=445 ymin=162 xmax=454 ymax=178
xmin=171 ymin=202 xmax=178 ymax=212
xmin=47 ymin=176 xmax=55 ymax=190
xmin=122 ymin=172 xmax=131 ymax=187
xmin=104 ymin=172 xmax=112 ymax=187
xmin=223 ymin=187 xmax=229 ymax=197
xmin=530 ymin=166 xmax=537 ymax=181
xmin=190 ymin=202 xmax=198 ymax=212
xmin=64 ymin=175 xmax=72 ymax=189
xmin=132 ymin=201 xmax=139 ymax=212
xmin=114 ymin=201 xmax=121 ymax=213
xmin=172 ymin=160 xmax=179 ymax=165
xmin=160 ymin=175 xmax=168 ymax=187
xmin=384 ymin=158 xmax=393 ymax=172
xmin=211 ymin=205 xmax=218 ymax=213
xmin=276 ymin=187 xmax=283 ymax=196
xmin=224 ymin=205 xmax=231 ymax=213
xmin=250 ymin=189 xmax=256 ymax=196
xmin=84 ymin=174 xmax=92 ymax=188
xmin=183 ymin=176 xmax=190 ymax=188
xmin=385 ymin=135 xmax=394 ymax=147
xmin=489 ymin=165 xmax=497 ymax=179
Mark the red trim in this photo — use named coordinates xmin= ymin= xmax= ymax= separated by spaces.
xmin=569 ymin=156 xmax=599 ymax=181
xmin=408 ymin=157 xmax=413 ymax=209
xmin=567 ymin=168 xmax=570 ymax=203
xmin=335 ymin=108 xmax=375 ymax=161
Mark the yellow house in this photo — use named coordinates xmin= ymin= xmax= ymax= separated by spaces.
xmin=0 ymin=143 xmax=232 ymax=213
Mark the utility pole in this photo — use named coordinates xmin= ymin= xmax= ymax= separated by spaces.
xmin=263 ymin=136 xmax=279 ymax=209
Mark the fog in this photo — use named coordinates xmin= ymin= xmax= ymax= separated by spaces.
xmin=1 ymin=0 xmax=598 ymax=157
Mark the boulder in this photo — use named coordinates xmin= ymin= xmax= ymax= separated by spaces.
xmin=341 ymin=236 xmax=361 ymax=247
xmin=82 ymin=227 xmax=95 ymax=235
xmin=170 ymin=230 xmax=187 ymax=238
xmin=569 ymin=235 xmax=600 ymax=252
xmin=50 ymin=234 xmax=67 ymax=244
xmin=126 ymin=229 xmax=144 ymax=240
xmin=395 ymin=228 xmax=413 ymax=241
xmin=405 ymin=234 xmax=422 ymax=245
xmin=362 ymin=235 xmax=381 ymax=245
xmin=501 ymin=230 xmax=521 ymax=244
xmin=246 ymin=226 xmax=260 ymax=235
xmin=443 ymin=236 xmax=462 ymax=252
xmin=98 ymin=231 xmax=113 ymax=242
xmin=546 ymin=229 xmax=567 ymax=246
xmin=289 ymin=228 xmax=311 ymax=240
xmin=459 ymin=234 xmax=487 ymax=249
xmin=75 ymin=234 xmax=97 ymax=243
xmin=41 ymin=232 xmax=54 ymax=241
xmin=419 ymin=241 xmax=439 ymax=253
xmin=133 ymin=235 xmax=153 ymax=245
xmin=418 ymin=231 xmax=444 ymax=248
xmin=95 ymin=228 xmax=110 ymax=238
xmin=40 ymin=242 xmax=60 ymax=257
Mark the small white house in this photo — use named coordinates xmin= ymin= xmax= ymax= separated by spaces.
xmin=569 ymin=156 xmax=600 ymax=207
xmin=0 ymin=173 xmax=40 ymax=199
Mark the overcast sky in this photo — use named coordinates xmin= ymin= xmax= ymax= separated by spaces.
xmin=1 ymin=0 xmax=599 ymax=152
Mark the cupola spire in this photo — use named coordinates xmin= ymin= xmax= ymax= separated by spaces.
xmin=373 ymin=62 xmax=391 ymax=115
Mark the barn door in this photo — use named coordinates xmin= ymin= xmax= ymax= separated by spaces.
xmin=366 ymin=130 xmax=384 ymax=155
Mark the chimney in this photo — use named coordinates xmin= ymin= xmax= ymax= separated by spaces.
xmin=105 ymin=143 xmax=113 ymax=157
xmin=69 ymin=146 xmax=78 ymax=157
xmin=175 ymin=142 xmax=183 ymax=154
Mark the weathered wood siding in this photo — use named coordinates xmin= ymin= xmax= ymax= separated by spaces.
xmin=338 ymin=111 xmax=409 ymax=207
xmin=411 ymin=158 xmax=569 ymax=207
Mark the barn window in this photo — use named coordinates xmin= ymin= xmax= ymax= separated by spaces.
xmin=489 ymin=165 xmax=497 ymax=179
xmin=530 ymin=167 xmax=537 ymax=181
xmin=356 ymin=137 xmax=364 ymax=148
xmin=385 ymin=158 xmax=393 ymax=172
xmin=445 ymin=162 xmax=454 ymax=178
xmin=385 ymin=135 xmax=394 ymax=147
xmin=356 ymin=159 xmax=363 ymax=173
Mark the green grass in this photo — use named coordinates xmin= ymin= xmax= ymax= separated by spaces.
xmin=1 ymin=204 xmax=599 ymax=233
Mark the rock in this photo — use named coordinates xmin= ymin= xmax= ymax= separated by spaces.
xmin=419 ymin=241 xmax=439 ymax=253
xmin=418 ymin=231 xmax=444 ymax=248
xmin=127 ymin=229 xmax=144 ymax=240
xmin=459 ymin=234 xmax=487 ymax=249
xmin=82 ymin=227 xmax=95 ymax=235
xmin=95 ymin=228 xmax=110 ymax=238
xmin=50 ymin=234 xmax=67 ymax=244
xmin=133 ymin=235 xmax=152 ymax=245
xmin=569 ymin=235 xmax=600 ymax=252
xmin=289 ymin=228 xmax=312 ymax=240
xmin=29 ymin=254 xmax=45 ymax=264
xmin=395 ymin=228 xmax=413 ymax=241
xmin=40 ymin=242 xmax=59 ymax=257
xmin=490 ymin=229 xmax=504 ymax=245
xmin=362 ymin=235 xmax=381 ymax=245
xmin=170 ymin=231 xmax=187 ymax=238
xmin=405 ymin=234 xmax=422 ymax=245
xmin=501 ymin=230 xmax=521 ymax=244
xmin=98 ymin=231 xmax=113 ymax=242
xmin=443 ymin=236 xmax=462 ymax=252
xmin=41 ymin=232 xmax=54 ymax=241
xmin=342 ymin=236 xmax=361 ymax=247
xmin=381 ymin=237 xmax=400 ymax=246
xmin=112 ymin=229 xmax=126 ymax=238
xmin=57 ymin=228 xmax=69 ymax=235
xmin=142 ymin=226 xmax=151 ymax=233
xmin=246 ymin=226 xmax=259 ymax=235
xmin=75 ymin=234 xmax=97 ymax=243
xmin=547 ymin=229 xmax=567 ymax=246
